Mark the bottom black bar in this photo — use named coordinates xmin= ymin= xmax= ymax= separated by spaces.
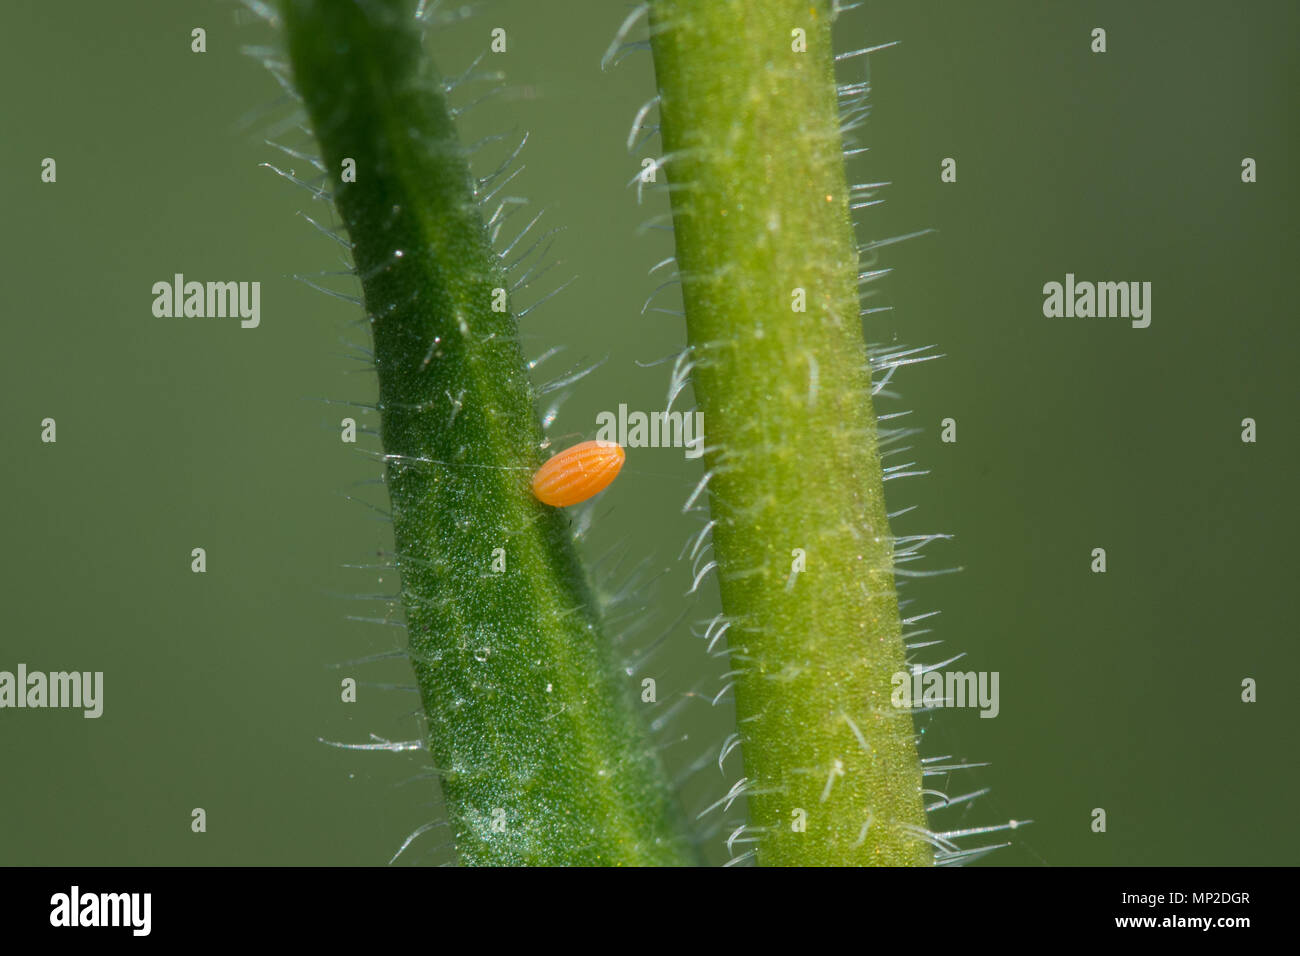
xmin=0 ymin=866 xmax=1276 ymax=940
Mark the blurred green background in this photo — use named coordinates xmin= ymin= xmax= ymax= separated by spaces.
xmin=1 ymin=0 xmax=1295 ymax=865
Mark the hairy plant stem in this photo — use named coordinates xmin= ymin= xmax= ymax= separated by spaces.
xmin=281 ymin=0 xmax=694 ymax=865
xmin=648 ymin=0 xmax=931 ymax=864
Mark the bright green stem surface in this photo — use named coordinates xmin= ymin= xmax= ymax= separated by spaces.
xmin=281 ymin=0 xmax=694 ymax=865
xmin=648 ymin=0 xmax=931 ymax=865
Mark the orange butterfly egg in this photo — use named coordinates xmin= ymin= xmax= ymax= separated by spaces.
xmin=531 ymin=440 xmax=626 ymax=507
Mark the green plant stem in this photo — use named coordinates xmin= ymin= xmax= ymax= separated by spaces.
xmin=281 ymin=0 xmax=694 ymax=865
xmin=648 ymin=0 xmax=931 ymax=864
